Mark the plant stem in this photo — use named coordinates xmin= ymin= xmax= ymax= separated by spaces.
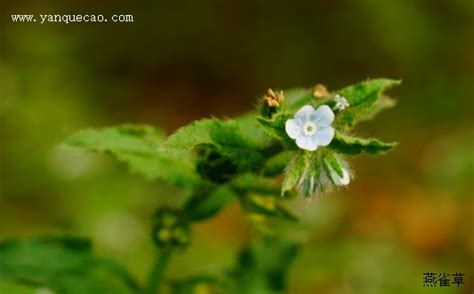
xmin=146 ymin=248 xmax=172 ymax=294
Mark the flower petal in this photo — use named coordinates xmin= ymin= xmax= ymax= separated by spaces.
xmin=331 ymin=167 xmax=350 ymax=186
xmin=314 ymin=126 xmax=334 ymax=146
xmin=313 ymin=105 xmax=334 ymax=126
xmin=285 ymin=119 xmax=302 ymax=139
xmin=294 ymin=105 xmax=315 ymax=123
xmin=296 ymin=136 xmax=318 ymax=151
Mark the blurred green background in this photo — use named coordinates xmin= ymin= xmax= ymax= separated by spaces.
xmin=1 ymin=0 xmax=473 ymax=293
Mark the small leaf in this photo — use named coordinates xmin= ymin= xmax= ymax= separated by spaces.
xmin=334 ymin=79 xmax=401 ymax=129
xmin=184 ymin=186 xmax=237 ymax=221
xmin=358 ymin=94 xmax=397 ymax=122
xmin=243 ymin=195 xmax=298 ymax=222
xmin=229 ymin=238 xmax=299 ymax=293
xmin=329 ymin=131 xmax=396 ymax=155
xmin=62 ymin=124 xmax=202 ymax=188
xmin=231 ymin=173 xmax=281 ymax=196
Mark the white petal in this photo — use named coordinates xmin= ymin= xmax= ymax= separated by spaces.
xmin=331 ymin=167 xmax=350 ymax=186
xmin=296 ymin=136 xmax=318 ymax=151
xmin=285 ymin=119 xmax=302 ymax=139
xmin=314 ymin=126 xmax=334 ymax=146
xmin=294 ymin=105 xmax=315 ymax=123
xmin=313 ymin=105 xmax=334 ymax=126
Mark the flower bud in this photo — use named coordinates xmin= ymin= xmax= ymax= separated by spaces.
xmin=152 ymin=208 xmax=190 ymax=249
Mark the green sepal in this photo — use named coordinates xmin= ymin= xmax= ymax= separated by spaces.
xmin=281 ymin=153 xmax=308 ymax=196
xmin=323 ymin=151 xmax=344 ymax=178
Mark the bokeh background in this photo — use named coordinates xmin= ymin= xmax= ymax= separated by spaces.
xmin=1 ymin=0 xmax=473 ymax=293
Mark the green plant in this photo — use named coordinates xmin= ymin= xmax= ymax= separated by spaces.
xmin=0 ymin=79 xmax=399 ymax=293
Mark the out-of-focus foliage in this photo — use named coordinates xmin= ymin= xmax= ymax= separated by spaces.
xmin=0 ymin=237 xmax=138 ymax=293
xmin=227 ymin=238 xmax=299 ymax=294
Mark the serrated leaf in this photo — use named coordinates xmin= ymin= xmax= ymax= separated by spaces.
xmin=334 ymin=79 xmax=401 ymax=129
xmin=62 ymin=124 xmax=202 ymax=188
xmin=281 ymin=153 xmax=307 ymax=195
xmin=64 ymin=124 xmax=164 ymax=154
xmin=329 ymin=131 xmax=396 ymax=155
xmin=0 ymin=237 xmax=138 ymax=294
xmin=159 ymin=119 xmax=265 ymax=171
xmin=184 ymin=185 xmax=237 ymax=221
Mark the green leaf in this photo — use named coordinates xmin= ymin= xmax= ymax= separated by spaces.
xmin=0 ymin=237 xmax=138 ymax=294
xmin=184 ymin=185 xmax=237 ymax=221
xmin=229 ymin=238 xmax=299 ymax=294
xmin=358 ymin=94 xmax=397 ymax=122
xmin=329 ymin=131 xmax=396 ymax=155
xmin=235 ymin=113 xmax=272 ymax=148
xmin=64 ymin=124 xmax=164 ymax=154
xmin=334 ymin=79 xmax=401 ymax=129
xmin=231 ymin=173 xmax=281 ymax=196
xmin=159 ymin=119 xmax=265 ymax=171
xmin=243 ymin=195 xmax=298 ymax=222
xmin=62 ymin=124 xmax=202 ymax=188
xmin=256 ymin=114 xmax=295 ymax=149
xmin=281 ymin=153 xmax=307 ymax=195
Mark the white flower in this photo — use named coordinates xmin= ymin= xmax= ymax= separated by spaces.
xmin=328 ymin=165 xmax=350 ymax=186
xmin=285 ymin=105 xmax=335 ymax=151
xmin=334 ymin=94 xmax=349 ymax=111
